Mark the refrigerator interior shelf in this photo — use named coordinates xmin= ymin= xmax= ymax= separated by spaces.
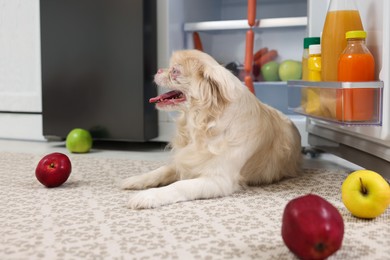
xmin=184 ymin=17 xmax=307 ymax=32
xmin=287 ymin=80 xmax=384 ymax=126
xmin=253 ymin=81 xmax=292 ymax=115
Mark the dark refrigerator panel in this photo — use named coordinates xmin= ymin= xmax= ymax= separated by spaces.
xmin=41 ymin=0 xmax=157 ymax=141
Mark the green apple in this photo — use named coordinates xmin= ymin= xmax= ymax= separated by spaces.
xmin=341 ymin=170 xmax=390 ymax=219
xmin=279 ymin=60 xmax=302 ymax=81
xmin=66 ymin=128 xmax=93 ymax=153
xmin=261 ymin=61 xmax=280 ymax=81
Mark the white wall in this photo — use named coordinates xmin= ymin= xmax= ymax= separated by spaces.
xmin=0 ymin=0 xmax=44 ymax=140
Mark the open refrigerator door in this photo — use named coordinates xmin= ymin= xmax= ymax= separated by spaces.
xmin=294 ymin=0 xmax=390 ymax=175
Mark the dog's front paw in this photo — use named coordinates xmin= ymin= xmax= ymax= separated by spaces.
xmin=127 ymin=189 xmax=164 ymax=209
xmin=120 ymin=175 xmax=148 ymax=190
xmin=127 ymin=188 xmax=183 ymax=209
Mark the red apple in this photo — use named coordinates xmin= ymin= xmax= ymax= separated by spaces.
xmin=281 ymin=194 xmax=344 ymax=260
xmin=35 ymin=153 xmax=72 ymax=188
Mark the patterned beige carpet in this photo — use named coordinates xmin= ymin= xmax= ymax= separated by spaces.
xmin=0 ymin=152 xmax=389 ymax=259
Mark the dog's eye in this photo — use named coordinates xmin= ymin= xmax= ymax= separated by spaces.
xmin=171 ymin=68 xmax=180 ymax=78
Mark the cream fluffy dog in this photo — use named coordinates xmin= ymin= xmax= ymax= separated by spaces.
xmin=121 ymin=50 xmax=302 ymax=209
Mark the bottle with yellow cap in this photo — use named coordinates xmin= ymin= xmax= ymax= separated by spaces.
xmin=302 ymin=37 xmax=321 ymax=81
xmin=308 ymin=44 xmax=321 ymax=81
xmin=337 ymin=30 xmax=375 ymax=122
xmin=301 ymin=37 xmax=321 ymax=112
xmin=305 ymin=44 xmax=322 ymax=116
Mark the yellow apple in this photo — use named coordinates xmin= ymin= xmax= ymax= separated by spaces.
xmin=341 ymin=170 xmax=390 ymax=219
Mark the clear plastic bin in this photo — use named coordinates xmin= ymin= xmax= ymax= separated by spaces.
xmin=288 ymin=80 xmax=383 ymax=125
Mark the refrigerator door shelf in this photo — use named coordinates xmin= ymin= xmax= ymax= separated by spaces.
xmin=288 ymin=80 xmax=384 ymax=126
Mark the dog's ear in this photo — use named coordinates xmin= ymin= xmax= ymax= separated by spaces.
xmin=196 ymin=64 xmax=236 ymax=110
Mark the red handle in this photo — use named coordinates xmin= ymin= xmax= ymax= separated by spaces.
xmin=247 ymin=0 xmax=256 ymax=27
xmin=244 ymin=75 xmax=255 ymax=94
xmin=244 ymin=29 xmax=254 ymax=73
xmin=193 ymin=32 xmax=203 ymax=51
xmin=245 ymin=0 xmax=256 ymax=94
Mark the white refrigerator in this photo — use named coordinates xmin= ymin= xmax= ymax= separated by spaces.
xmin=156 ymin=0 xmax=309 ymax=143
xmin=156 ymin=0 xmax=389 ymax=176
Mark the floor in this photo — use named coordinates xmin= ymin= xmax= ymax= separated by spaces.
xmin=0 ymin=138 xmax=362 ymax=172
xmin=3 ymin=139 xmax=388 ymax=260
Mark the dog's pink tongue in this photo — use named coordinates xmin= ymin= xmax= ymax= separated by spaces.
xmin=149 ymin=90 xmax=181 ymax=103
xmin=149 ymin=96 xmax=160 ymax=103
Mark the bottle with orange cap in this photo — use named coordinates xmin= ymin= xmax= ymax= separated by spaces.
xmin=337 ymin=30 xmax=375 ymax=122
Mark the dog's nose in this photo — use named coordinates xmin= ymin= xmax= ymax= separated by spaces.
xmin=157 ymin=69 xmax=163 ymax=74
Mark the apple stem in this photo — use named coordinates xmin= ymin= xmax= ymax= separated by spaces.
xmin=50 ymin=163 xmax=55 ymax=168
xmin=359 ymin=177 xmax=368 ymax=196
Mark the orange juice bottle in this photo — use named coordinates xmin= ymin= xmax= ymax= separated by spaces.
xmin=321 ymin=0 xmax=363 ymax=81
xmin=337 ymin=30 xmax=375 ymax=122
